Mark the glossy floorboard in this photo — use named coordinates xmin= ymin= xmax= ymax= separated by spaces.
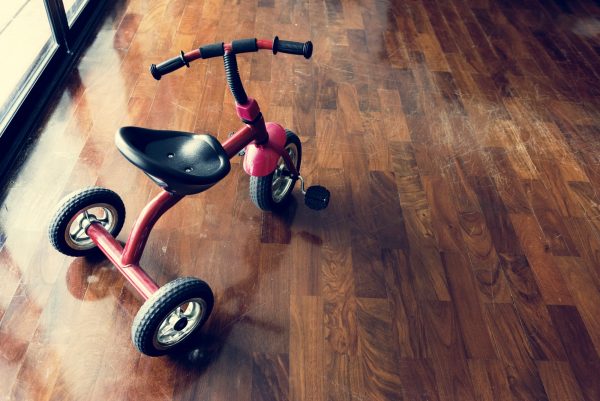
xmin=2 ymin=0 xmax=600 ymax=400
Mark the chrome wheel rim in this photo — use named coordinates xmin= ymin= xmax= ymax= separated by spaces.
xmin=153 ymin=298 xmax=206 ymax=349
xmin=272 ymin=143 xmax=298 ymax=203
xmin=64 ymin=203 xmax=119 ymax=250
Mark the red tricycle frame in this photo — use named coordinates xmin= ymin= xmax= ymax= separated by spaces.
xmin=86 ymin=61 xmax=298 ymax=300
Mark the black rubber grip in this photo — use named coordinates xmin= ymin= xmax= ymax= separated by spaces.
xmin=150 ymin=51 xmax=189 ymax=80
xmin=200 ymin=42 xmax=225 ymax=59
xmin=273 ymin=37 xmax=313 ymax=59
xmin=232 ymin=38 xmax=258 ymax=54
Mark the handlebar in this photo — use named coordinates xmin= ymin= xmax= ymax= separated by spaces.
xmin=150 ymin=36 xmax=312 ymax=80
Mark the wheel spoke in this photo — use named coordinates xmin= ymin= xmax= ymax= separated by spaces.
xmin=177 ymin=307 xmax=186 ymax=318
xmin=159 ymin=317 xmax=173 ymax=333
xmin=270 ymin=142 xmax=297 ymax=203
xmin=183 ymin=303 xmax=198 ymax=318
xmin=168 ymin=312 xmax=180 ymax=325
xmin=272 ymin=178 xmax=281 ymax=191
xmin=72 ymin=226 xmax=87 ymax=240
xmin=97 ymin=211 xmax=111 ymax=224
xmin=97 ymin=217 xmax=110 ymax=228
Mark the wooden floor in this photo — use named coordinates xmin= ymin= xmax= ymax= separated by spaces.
xmin=2 ymin=0 xmax=600 ymax=399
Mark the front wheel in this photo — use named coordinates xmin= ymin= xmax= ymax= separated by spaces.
xmin=249 ymin=130 xmax=302 ymax=211
xmin=131 ymin=277 xmax=214 ymax=357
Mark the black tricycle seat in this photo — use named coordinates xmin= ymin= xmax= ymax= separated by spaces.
xmin=116 ymin=126 xmax=231 ymax=195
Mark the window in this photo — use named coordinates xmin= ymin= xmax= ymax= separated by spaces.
xmin=0 ymin=0 xmax=108 ymax=183
xmin=0 ymin=1 xmax=55 ymax=129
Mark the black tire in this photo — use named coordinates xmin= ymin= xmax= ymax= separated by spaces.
xmin=249 ymin=130 xmax=302 ymax=211
xmin=131 ymin=277 xmax=214 ymax=357
xmin=48 ymin=187 xmax=126 ymax=257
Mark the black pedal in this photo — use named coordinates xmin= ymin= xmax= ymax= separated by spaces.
xmin=304 ymin=186 xmax=330 ymax=210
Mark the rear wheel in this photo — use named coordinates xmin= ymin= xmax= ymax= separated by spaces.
xmin=249 ymin=130 xmax=302 ymax=211
xmin=48 ymin=187 xmax=125 ymax=257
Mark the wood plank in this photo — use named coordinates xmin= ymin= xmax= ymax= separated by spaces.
xmin=398 ymin=359 xmax=440 ymax=401
xmin=484 ymin=303 xmax=550 ymax=401
xmin=355 ymin=297 xmax=402 ymax=400
xmin=555 ymin=257 xmax=600 ymax=355
xmin=548 ymin=305 xmax=600 ymax=401
xmin=510 ymin=213 xmax=573 ymax=305
xmin=441 ymin=252 xmax=496 ymax=358
xmin=468 ymin=359 xmax=514 ymax=401
xmin=289 ymin=295 xmax=323 ymax=401
xmin=424 ymin=301 xmax=478 ymax=401
xmin=382 ymin=248 xmax=429 ymax=358
xmin=537 ymin=361 xmax=586 ymax=401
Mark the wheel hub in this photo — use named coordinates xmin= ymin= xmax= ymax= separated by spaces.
xmin=65 ymin=204 xmax=119 ymax=250
xmin=154 ymin=298 xmax=206 ymax=349
xmin=174 ymin=318 xmax=188 ymax=331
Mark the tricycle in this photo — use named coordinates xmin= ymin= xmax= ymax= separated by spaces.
xmin=48 ymin=37 xmax=329 ymax=356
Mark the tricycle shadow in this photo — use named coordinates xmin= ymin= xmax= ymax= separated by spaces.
xmin=170 ymin=236 xmax=286 ymax=372
xmin=64 ymin=233 xmax=284 ymax=373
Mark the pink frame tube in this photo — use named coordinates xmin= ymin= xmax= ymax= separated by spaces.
xmin=277 ymin=145 xmax=299 ymax=177
xmin=222 ymin=125 xmax=254 ymax=158
xmin=86 ymin=190 xmax=182 ymax=300
xmin=87 ymin=223 xmax=159 ymax=300
xmin=121 ymin=191 xmax=183 ymax=266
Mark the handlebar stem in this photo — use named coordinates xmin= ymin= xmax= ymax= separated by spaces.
xmin=223 ymin=51 xmax=248 ymax=104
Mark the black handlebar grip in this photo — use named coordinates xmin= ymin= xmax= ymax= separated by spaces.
xmin=150 ymin=51 xmax=189 ymax=80
xmin=273 ymin=36 xmax=313 ymax=59
xmin=200 ymin=42 xmax=225 ymax=59
xmin=232 ymin=38 xmax=258 ymax=54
